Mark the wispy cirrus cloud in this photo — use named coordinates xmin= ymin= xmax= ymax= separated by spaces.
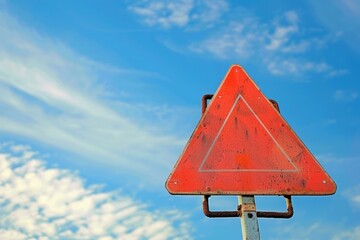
xmin=265 ymin=11 xmax=300 ymax=51
xmin=129 ymin=3 xmax=346 ymax=78
xmin=266 ymin=58 xmax=334 ymax=76
xmin=0 ymin=143 xmax=193 ymax=239
xmin=128 ymin=0 xmax=228 ymax=29
xmin=309 ymin=0 xmax=360 ymax=52
xmin=343 ymin=184 xmax=360 ymax=209
xmin=129 ymin=0 xmax=194 ymax=29
xmin=351 ymin=195 xmax=360 ymax=205
xmin=0 ymin=10 xmax=187 ymax=186
xmin=189 ymin=19 xmax=262 ymax=59
xmin=332 ymin=226 xmax=360 ymax=240
xmin=189 ymin=10 xmax=345 ymax=78
xmin=270 ymin=222 xmax=360 ymax=240
xmin=333 ymin=90 xmax=359 ymax=103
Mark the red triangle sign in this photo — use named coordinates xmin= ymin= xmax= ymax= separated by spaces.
xmin=166 ymin=65 xmax=336 ymax=195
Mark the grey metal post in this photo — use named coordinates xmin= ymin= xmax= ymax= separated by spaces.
xmin=238 ymin=195 xmax=260 ymax=240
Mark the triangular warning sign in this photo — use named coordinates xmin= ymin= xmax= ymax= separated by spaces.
xmin=166 ymin=65 xmax=336 ymax=195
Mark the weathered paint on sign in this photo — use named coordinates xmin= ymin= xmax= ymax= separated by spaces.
xmin=166 ymin=65 xmax=336 ymax=195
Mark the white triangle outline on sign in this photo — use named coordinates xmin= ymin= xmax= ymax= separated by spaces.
xmin=198 ymin=94 xmax=299 ymax=173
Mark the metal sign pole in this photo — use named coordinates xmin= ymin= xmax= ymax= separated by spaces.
xmin=238 ymin=195 xmax=260 ymax=240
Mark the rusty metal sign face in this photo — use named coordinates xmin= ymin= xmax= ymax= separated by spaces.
xmin=166 ymin=65 xmax=336 ymax=195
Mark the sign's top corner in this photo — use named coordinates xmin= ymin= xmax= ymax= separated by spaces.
xmin=230 ymin=64 xmax=243 ymax=72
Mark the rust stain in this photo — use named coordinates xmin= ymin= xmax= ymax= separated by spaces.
xmin=300 ymin=179 xmax=307 ymax=188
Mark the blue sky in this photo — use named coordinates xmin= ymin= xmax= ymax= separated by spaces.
xmin=0 ymin=0 xmax=359 ymax=239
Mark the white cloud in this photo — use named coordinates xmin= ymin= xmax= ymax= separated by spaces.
xmin=128 ymin=0 xmax=228 ymax=29
xmin=187 ymin=10 xmax=344 ymax=77
xmin=187 ymin=8 xmax=338 ymax=58
xmin=270 ymin=221 xmax=360 ymax=240
xmin=0 ymin=10 xmax=187 ymax=186
xmin=343 ymin=184 xmax=360 ymax=208
xmin=189 ymin=11 xmax=303 ymax=58
xmin=189 ymin=19 xmax=265 ymax=59
xmin=0 ymin=143 xmax=193 ymax=239
xmin=127 ymin=2 xmax=350 ymax=78
xmin=269 ymin=222 xmax=330 ymax=240
xmin=191 ymin=0 xmax=229 ymax=28
xmin=189 ymin=10 xmax=340 ymax=77
xmin=323 ymin=119 xmax=337 ymax=126
xmin=332 ymin=226 xmax=360 ymax=240
xmin=175 ymin=10 xmax=347 ymax=78
xmin=128 ymin=2 xmax=345 ymax=77
xmin=333 ymin=90 xmax=358 ymax=102
xmin=326 ymin=69 xmax=348 ymax=78
xmin=266 ymin=59 xmax=331 ymax=76
xmin=309 ymin=0 xmax=360 ymax=52
xmin=266 ymin=11 xmax=299 ymax=51
xmin=315 ymin=153 xmax=355 ymax=164
xmin=129 ymin=0 xmax=194 ymax=29
xmin=352 ymin=195 xmax=360 ymax=205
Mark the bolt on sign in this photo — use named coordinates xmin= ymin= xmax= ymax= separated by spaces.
xmin=166 ymin=65 xmax=336 ymax=196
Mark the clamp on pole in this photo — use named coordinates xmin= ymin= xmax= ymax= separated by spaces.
xmin=203 ymin=195 xmax=241 ymax=218
xmin=202 ymin=195 xmax=294 ymax=219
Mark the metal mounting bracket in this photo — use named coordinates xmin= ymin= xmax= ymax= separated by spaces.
xmin=202 ymin=195 xmax=294 ymax=219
